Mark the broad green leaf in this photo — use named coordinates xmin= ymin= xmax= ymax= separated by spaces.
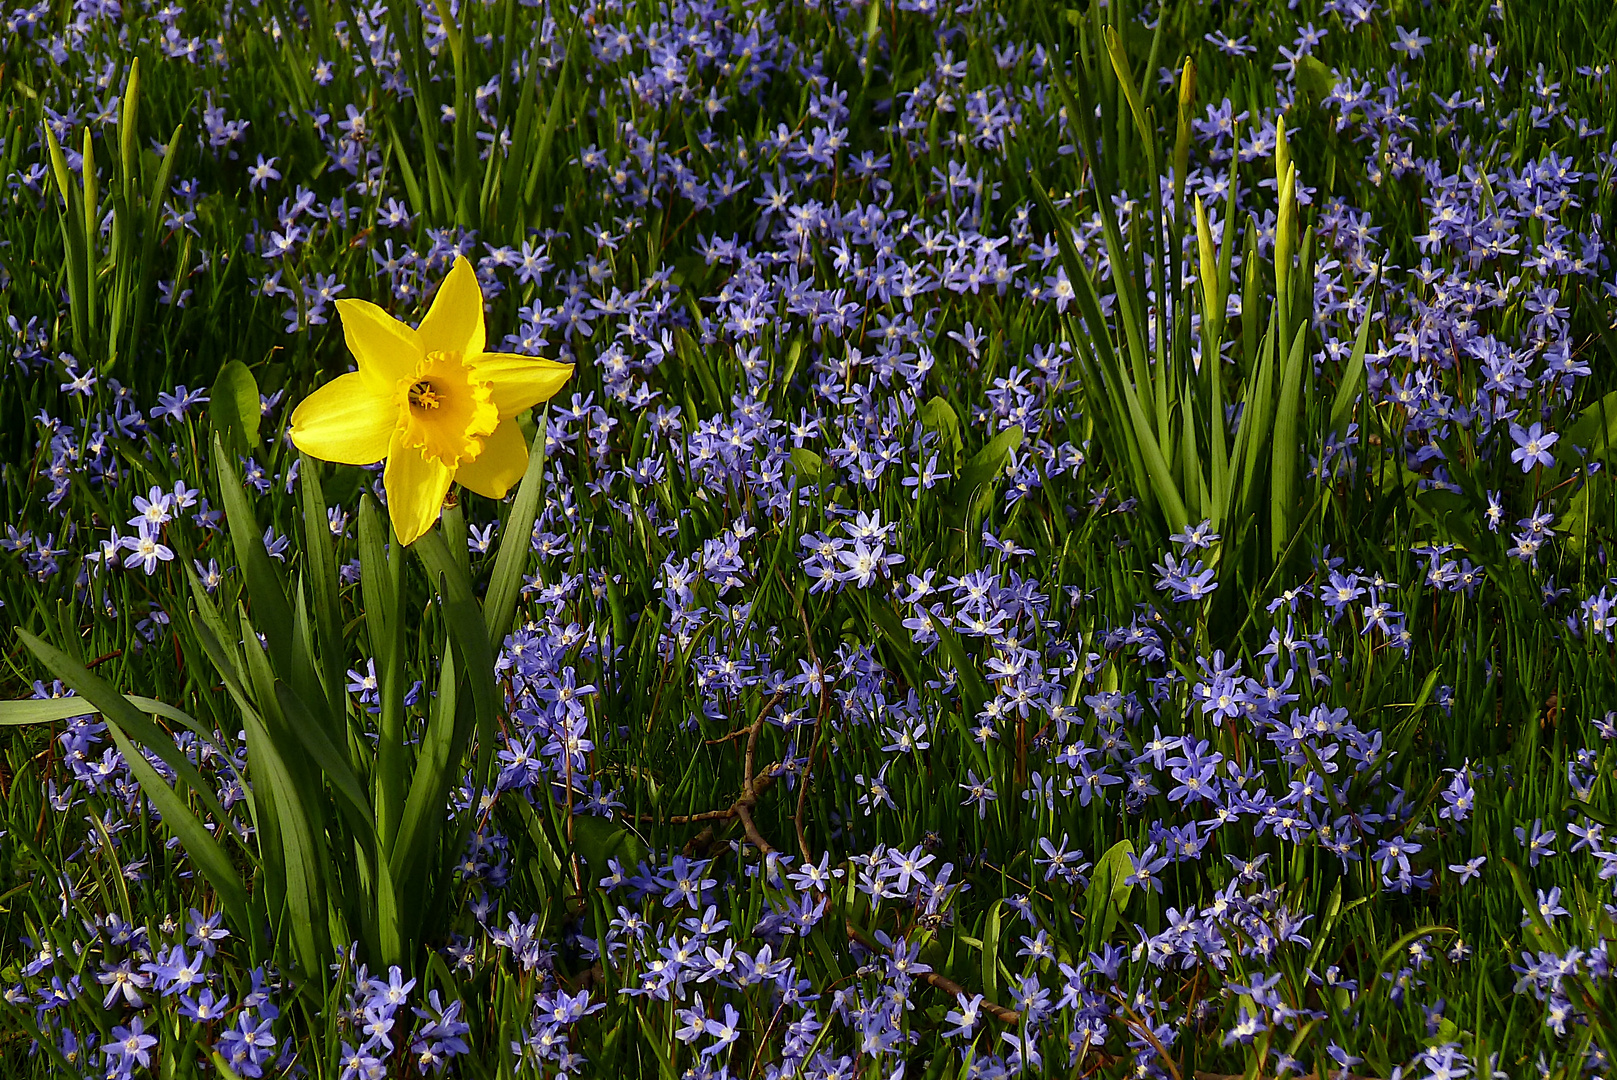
xmin=920 ymin=395 xmax=963 ymax=467
xmin=790 ymin=447 xmax=828 ymax=485
xmin=1327 ymin=299 xmax=1376 ymax=443
xmin=357 ymin=496 xmax=395 ymax=665
xmin=1270 ymin=321 xmax=1310 ymax=562
xmin=0 ymin=696 xmax=111 ymax=725
xmin=213 ymin=435 xmax=297 ymax=675
xmin=1295 ymin=54 xmax=1338 ymax=105
xmin=414 ymin=531 xmax=497 ymax=726
xmin=242 ymin=684 xmax=331 ymax=987
xmin=402 ymin=534 xmax=499 ymax=879
xmin=273 ymin=680 xmax=375 ymax=851
xmin=211 ymin=360 xmax=262 ymax=460
xmin=950 ymin=425 xmax=1023 ymax=508
xmin=394 ymin=646 xmax=463 ymax=896
xmin=571 ymin=814 xmax=651 ymax=875
xmin=1085 ymin=839 xmax=1136 ymax=947
xmin=1563 ymin=388 xmax=1617 ymax=466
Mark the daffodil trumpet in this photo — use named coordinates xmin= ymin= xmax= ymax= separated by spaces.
xmin=290 ymin=256 xmax=572 ymax=544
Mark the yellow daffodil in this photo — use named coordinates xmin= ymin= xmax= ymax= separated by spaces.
xmin=289 ymin=256 xmax=572 ymax=544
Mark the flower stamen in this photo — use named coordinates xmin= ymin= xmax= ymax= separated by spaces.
xmin=408 ymin=380 xmax=443 ymax=410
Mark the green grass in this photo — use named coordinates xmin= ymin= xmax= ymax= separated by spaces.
xmin=2 ymin=0 xmax=1617 ymax=1076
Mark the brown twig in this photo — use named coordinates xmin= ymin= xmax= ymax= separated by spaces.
xmin=633 ymin=691 xmax=786 ymax=854
xmin=630 ymin=771 xmax=778 ymax=825
xmin=748 ymin=1000 xmax=791 ymax=1080
xmin=1194 ymin=1075 xmax=1385 ymax=1080
xmin=919 ymin=969 xmax=1021 ymax=1025
xmin=743 ymin=692 xmax=784 ymax=792
xmin=795 ymin=727 xmax=826 ymax=862
xmin=844 ymin=922 xmax=1020 ymax=1025
xmin=732 ymin=689 xmax=785 ymax=853
xmin=704 ymin=725 xmax=753 ymax=745
xmin=785 ymin=577 xmax=829 ymax=863
xmin=733 ymin=799 xmax=773 ymax=855
xmin=1119 ymin=1008 xmax=1181 ymax=1080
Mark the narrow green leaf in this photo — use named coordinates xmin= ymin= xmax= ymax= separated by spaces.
xmin=1270 ymin=321 xmax=1309 ymax=562
xmin=386 ymin=120 xmax=426 ymax=218
xmin=90 ymin=686 xmax=250 ymax=942
xmin=523 ymin=34 xmax=574 ymax=214
xmin=212 ymin=434 xmax=297 ymax=675
xmin=981 ymin=901 xmax=1002 ymax=1005
xmin=14 ymin=631 xmax=234 ymax=829
xmin=483 ymin=418 xmax=548 ymax=642
xmin=121 ymin=122 xmax=181 ymax=372
xmin=297 ymin=454 xmax=346 ymax=721
xmin=118 ymin=58 xmax=141 ymax=203
xmin=1102 ymin=26 xmax=1151 ymax=155
xmin=1327 ymin=288 xmax=1376 ymax=443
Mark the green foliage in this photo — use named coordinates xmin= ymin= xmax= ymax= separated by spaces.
xmin=2 ymin=427 xmax=557 ymax=1002
xmin=2 ymin=0 xmax=1617 ymax=1075
xmin=40 ymin=59 xmax=183 ymax=375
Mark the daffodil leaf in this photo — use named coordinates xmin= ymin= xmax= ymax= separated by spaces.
xmin=484 ymin=418 xmax=548 ymax=642
xmin=213 ymin=434 xmax=298 ymax=675
xmin=14 ymin=629 xmax=252 ymax=947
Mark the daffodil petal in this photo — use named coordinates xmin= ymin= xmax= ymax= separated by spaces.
xmin=289 ymin=372 xmax=397 ymax=465
xmin=335 ymin=298 xmax=422 ymax=396
xmin=456 ymin=419 xmax=529 ymax=500
xmin=384 ymin=431 xmax=454 ymax=545
xmin=472 ymin=353 xmax=575 ymax=419
xmin=416 ymin=256 xmax=485 ymax=359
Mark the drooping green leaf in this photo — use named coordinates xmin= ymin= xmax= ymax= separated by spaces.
xmin=15 ymin=630 xmax=253 ymax=945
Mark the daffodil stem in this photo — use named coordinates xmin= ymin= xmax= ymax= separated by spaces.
xmin=375 ymin=521 xmax=408 ymax=869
